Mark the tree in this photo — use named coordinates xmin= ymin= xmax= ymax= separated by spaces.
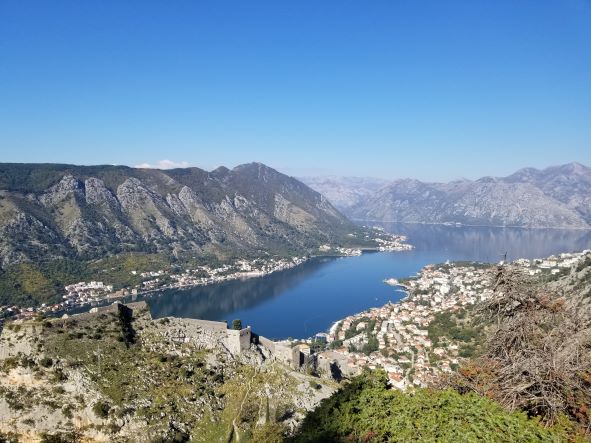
xmin=232 ymin=319 xmax=242 ymax=330
xmin=117 ymin=304 xmax=136 ymax=347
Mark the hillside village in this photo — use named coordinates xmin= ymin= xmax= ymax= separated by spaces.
xmin=0 ymin=257 xmax=308 ymax=322
xmin=312 ymin=250 xmax=591 ymax=388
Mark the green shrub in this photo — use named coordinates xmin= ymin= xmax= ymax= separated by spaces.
xmin=39 ymin=430 xmax=81 ymax=443
xmin=0 ymin=430 xmax=20 ymax=443
xmin=292 ymin=370 xmax=564 ymax=443
xmin=92 ymin=400 xmax=111 ymax=419
xmin=39 ymin=357 xmax=53 ymax=368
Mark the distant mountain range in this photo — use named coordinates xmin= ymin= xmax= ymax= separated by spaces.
xmin=299 ymin=176 xmax=390 ymax=210
xmin=0 ymin=162 xmax=353 ymax=268
xmin=301 ymin=162 xmax=591 ymax=229
xmin=2 ymin=161 xmax=588 ymax=272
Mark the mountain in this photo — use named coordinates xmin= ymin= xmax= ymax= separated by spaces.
xmin=299 ymin=176 xmax=389 ymax=210
xmin=305 ymin=163 xmax=591 ymax=229
xmin=503 ymin=162 xmax=591 ymax=224
xmin=0 ymin=162 xmax=353 ymax=269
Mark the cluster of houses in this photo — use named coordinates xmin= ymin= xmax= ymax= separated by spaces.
xmin=374 ymin=236 xmax=414 ymax=252
xmin=319 ymin=230 xmax=413 ymax=255
xmin=315 ymin=250 xmax=590 ymax=389
xmin=318 ymin=244 xmax=362 ymax=255
xmin=166 ymin=257 xmax=307 ymax=288
xmin=63 ymin=281 xmax=115 ymax=303
xmin=364 ymin=227 xmax=414 ymax=252
xmin=0 ymin=256 xmax=309 ymax=321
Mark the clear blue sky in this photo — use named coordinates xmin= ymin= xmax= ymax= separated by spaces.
xmin=1 ymin=1 xmax=590 ymax=180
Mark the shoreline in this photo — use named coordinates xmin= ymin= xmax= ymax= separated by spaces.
xmin=313 ymin=249 xmax=590 ymax=388
xmin=350 ymin=219 xmax=591 ymax=231
xmin=43 ymin=229 xmax=414 ymax=318
xmin=319 ymin=248 xmax=590 ymax=341
xmin=48 ymin=247 xmax=410 ymax=318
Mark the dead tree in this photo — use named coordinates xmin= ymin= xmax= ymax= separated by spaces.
xmin=452 ymin=264 xmax=591 ymax=430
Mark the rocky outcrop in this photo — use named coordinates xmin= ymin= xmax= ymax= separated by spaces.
xmin=0 ymin=302 xmax=336 ymax=442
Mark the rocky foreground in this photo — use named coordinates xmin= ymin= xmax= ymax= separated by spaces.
xmin=0 ymin=302 xmax=336 ymax=442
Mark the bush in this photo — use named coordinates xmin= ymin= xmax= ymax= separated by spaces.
xmin=0 ymin=431 xmax=19 ymax=443
xmin=291 ymin=370 xmax=564 ymax=442
xmin=309 ymin=380 xmax=321 ymax=390
xmin=117 ymin=304 xmax=136 ymax=346
xmin=39 ymin=357 xmax=53 ymax=368
xmin=251 ymin=422 xmax=286 ymax=443
xmin=39 ymin=431 xmax=81 ymax=443
xmin=92 ymin=400 xmax=111 ymax=419
xmin=328 ymin=339 xmax=343 ymax=349
xmin=451 ymin=266 xmax=591 ymax=434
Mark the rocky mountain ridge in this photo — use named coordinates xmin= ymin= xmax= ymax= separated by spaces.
xmin=0 ymin=162 xmax=353 ymax=268
xmin=302 ymin=162 xmax=591 ymax=229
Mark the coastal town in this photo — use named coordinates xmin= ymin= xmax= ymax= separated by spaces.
xmin=309 ymin=250 xmax=590 ymax=389
xmin=0 ymin=230 xmax=412 ymax=321
xmin=0 ymin=256 xmax=307 ymax=320
xmin=363 ymin=227 xmax=415 ymax=252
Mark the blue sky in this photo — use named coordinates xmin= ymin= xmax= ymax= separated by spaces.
xmin=0 ymin=1 xmax=590 ymax=180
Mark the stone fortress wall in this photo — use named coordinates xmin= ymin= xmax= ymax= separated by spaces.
xmin=159 ymin=317 xmax=252 ymax=356
xmin=258 ymin=335 xmax=301 ymax=370
xmin=1 ymin=301 xmax=310 ymax=372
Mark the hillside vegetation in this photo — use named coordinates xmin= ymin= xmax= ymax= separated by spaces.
xmin=0 ymin=162 xmax=386 ymax=306
xmin=444 ymin=263 xmax=591 ymax=437
xmin=292 ymin=256 xmax=591 ymax=442
xmin=292 ymin=370 xmax=564 ymax=442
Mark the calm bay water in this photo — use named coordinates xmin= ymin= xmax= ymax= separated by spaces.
xmin=144 ymin=224 xmax=591 ymax=339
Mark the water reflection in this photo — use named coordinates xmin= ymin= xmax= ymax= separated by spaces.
xmin=376 ymin=223 xmax=591 ymax=262
xmin=147 ymin=257 xmax=334 ymax=321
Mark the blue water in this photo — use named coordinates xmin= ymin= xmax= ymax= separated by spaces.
xmin=144 ymin=224 xmax=591 ymax=339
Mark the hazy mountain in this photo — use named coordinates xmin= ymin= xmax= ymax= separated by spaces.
xmin=305 ymin=163 xmax=591 ymax=229
xmin=502 ymin=162 xmax=591 ymax=224
xmin=299 ymin=176 xmax=389 ymax=210
xmin=0 ymin=162 xmax=353 ymax=268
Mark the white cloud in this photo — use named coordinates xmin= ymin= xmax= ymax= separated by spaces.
xmin=135 ymin=159 xmax=192 ymax=169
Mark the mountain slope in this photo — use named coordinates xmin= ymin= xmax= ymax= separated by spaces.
xmin=0 ymin=162 xmax=354 ymax=268
xmin=503 ymin=162 xmax=591 ymax=224
xmin=306 ymin=163 xmax=591 ymax=229
xmin=299 ymin=176 xmax=389 ymax=211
